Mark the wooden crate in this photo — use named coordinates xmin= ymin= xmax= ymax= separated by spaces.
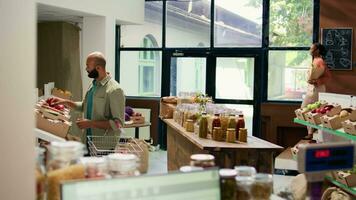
xmin=332 ymin=171 xmax=356 ymax=187
xmin=342 ymin=120 xmax=356 ymax=135
xmin=325 ymin=104 xmax=342 ymax=117
xmin=321 ymin=115 xmax=349 ymax=130
xmin=305 ymin=112 xmax=325 ymax=125
xmin=295 ymin=108 xmax=309 ymax=121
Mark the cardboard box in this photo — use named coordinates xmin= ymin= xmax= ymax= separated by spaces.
xmin=332 ymin=171 xmax=356 ymax=187
xmin=35 ymin=111 xmax=70 ymax=138
xmin=131 ymin=116 xmax=145 ymax=124
xmin=342 ymin=120 xmax=356 ymax=135
xmin=295 ymin=108 xmax=309 ymax=121
xmin=321 ymin=115 xmax=350 ymax=130
xmin=305 ymin=112 xmax=325 ymax=125
xmin=52 ymin=88 xmax=72 ymax=100
xmin=160 ymin=99 xmax=176 ymax=119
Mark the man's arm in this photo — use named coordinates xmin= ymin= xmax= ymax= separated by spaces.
xmin=52 ymin=97 xmax=83 ymax=111
xmin=76 ymin=119 xmax=112 ymax=129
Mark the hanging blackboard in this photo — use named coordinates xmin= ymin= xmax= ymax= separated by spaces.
xmin=321 ymin=28 xmax=353 ymax=70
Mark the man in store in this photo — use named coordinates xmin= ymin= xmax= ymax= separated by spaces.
xmin=53 ymin=51 xmax=125 ymax=143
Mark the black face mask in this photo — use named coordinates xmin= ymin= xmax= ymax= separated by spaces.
xmin=88 ymin=68 xmax=99 ymax=79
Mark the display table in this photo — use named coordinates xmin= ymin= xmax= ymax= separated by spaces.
xmin=163 ymin=119 xmax=283 ymax=173
xmin=124 ymin=121 xmax=151 ymax=139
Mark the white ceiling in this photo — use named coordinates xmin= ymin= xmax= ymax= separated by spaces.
xmin=37 ymin=3 xmax=97 ymax=23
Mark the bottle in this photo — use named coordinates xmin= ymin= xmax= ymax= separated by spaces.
xmin=212 ymin=113 xmax=221 ymax=129
xmin=227 ymin=114 xmax=236 ymax=129
xmin=199 ymin=113 xmax=208 ymax=138
xmin=236 ymin=114 xmax=245 ymax=139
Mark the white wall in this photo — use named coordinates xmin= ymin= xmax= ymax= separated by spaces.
xmin=0 ymin=0 xmax=36 ymax=199
xmin=36 ymin=0 xmax=145 ymax=25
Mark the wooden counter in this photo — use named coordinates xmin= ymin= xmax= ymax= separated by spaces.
xmin=163 ymin=119 xmax=283 ymax=173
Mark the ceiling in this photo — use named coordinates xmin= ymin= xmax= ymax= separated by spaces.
xmin=37 ymin=3 xmax=97 ymax=23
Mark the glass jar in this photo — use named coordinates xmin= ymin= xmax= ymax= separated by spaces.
xmin=219 ymin=169 xmax=237 ymax=200
xmin=226 ymin=128 xmax=236 ymax=143
xmin=238 ymin=128 xmax=248 ymax=143
xmin=186 ymin=119 xmax=195 ymax=132
xmin=179 ymin=166 xmax=203 ymax=173
xmin=235 ymin=176 xmax=254 ymax=200
xmin=199 ymin=114 xmax=208 ymax=138
xmin=108 ymin=153 xmax=140 ymax=178
xmin=251 ymin=173 xmax=273 ymax=200
xmin=47 ymin=141 xmax=85 ymax=171
xmin=190 ymin=154 xmax=215 ymax=168
xmin=36 ymin=147 xmax=45 ymax=200
xmin=212 ymin=113 xmax=221 ymax=129
xmin=234 ymin=166 xmax=257 ymax=177
xmin=80 ymin=157 xmax=108 ymax=179
xmin=212 ymin=127 xmax=223 ymax=141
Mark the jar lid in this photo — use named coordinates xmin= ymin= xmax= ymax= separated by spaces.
xmin=50 ymin=141 xmax=85 ymax=155
xmin=190 ymin=154 xmax=215 ymax=161
xmin=235 ymin=176 xmax=254 ymax=183
xmin=234 ymin=166 xmax=257 ymax=176
xmin=108 ymin=153 xmax=138 ymax=161
xmin=227 ymin=128 xmax=236 ymax=131
xmin=219 ymin=169 xmax=237 ymax=177
xmin=213 ymin=127 xmax=222 ymax=130
xmin=254 ymin=173 xmax=273 ymax=182
xmin=80 ymin=157 xmax=106 ymax=165
xmin=179 ymin=166 xmax=203 ymax=173
xmin=187 ymin=119 xmax=194 ymax=122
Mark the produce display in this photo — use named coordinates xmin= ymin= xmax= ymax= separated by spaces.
xmin=124 ymin=106 xmax=144 ymax=124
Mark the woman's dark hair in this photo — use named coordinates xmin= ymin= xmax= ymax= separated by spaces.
xmin=314 ymin=42 xmax=327 ymax=57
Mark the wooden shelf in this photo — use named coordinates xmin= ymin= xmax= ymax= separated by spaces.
xmin=294 ymin=118 xmax=356 ymax=141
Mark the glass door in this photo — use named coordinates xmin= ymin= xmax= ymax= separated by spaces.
xmin=168 ymin=52 xmax=208 ymax=96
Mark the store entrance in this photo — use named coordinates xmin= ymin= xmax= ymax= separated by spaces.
xmin=163 ymin=50 xmax=261 ymax=137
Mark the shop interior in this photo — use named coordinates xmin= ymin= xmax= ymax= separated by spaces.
xmin=1 ymin=0 xmax=356 ymax=199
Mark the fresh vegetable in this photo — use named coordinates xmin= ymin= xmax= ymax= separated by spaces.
xmin=125 ymin=113 xmax=130 ymax=121
xmin=125 ymin=106 xmax=134 ymax=116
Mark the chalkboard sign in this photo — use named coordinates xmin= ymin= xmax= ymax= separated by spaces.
xmin=321 ymin=28 xmax=353 ymax=70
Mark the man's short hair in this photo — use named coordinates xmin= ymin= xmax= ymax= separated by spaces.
xmin=88 ymin=52 xmax=106 ymax=68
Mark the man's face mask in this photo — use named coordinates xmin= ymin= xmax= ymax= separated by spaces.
xmin=87 ymin=67 xmax=99 ymax=79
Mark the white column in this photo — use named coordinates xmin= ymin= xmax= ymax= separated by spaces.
xmin=0 ymin=0 xmax=36 ymax=200
xmin=82 ymin=16 xmax=117 ymax=94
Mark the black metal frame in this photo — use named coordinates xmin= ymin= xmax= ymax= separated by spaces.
xmin=115 ymin=0 xmax=321 ymax=141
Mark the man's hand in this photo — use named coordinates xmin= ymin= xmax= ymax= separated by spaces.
xmin=51 ymin=97 xmax=68 ymax=106
xmin=76 ymin=118 xmax=93 ymax=129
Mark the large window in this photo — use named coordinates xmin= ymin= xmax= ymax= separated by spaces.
xmin=268 ymin=51 xmax=310 ymax=101
xmin=216 ymin=57 xmax=254 ymax=100
xmin=214 ymin=0 xmax=262 ymax=47
xmin=269 ymin=0 xmax=313 ymax=47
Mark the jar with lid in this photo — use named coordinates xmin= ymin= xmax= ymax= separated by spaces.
xmin=80 ymin=157 xmax=108 ymax=179
xmin=212 ymin=127 xmax=223 ymax=141
xmin=190 ymin=154 xmax=215 ymax=168
xmin=234 ymin=166 xmax=257 ymax=177
xmin=238 ymin=128 xmax=248 ymax=143
xmin=186 ymin=119 xmax=195 ymax=132
xmin=47 ymin=141 xmax=85 ymax=171
xmin=107 ymin=153 xmax=140 ymax=178
xmin=212 ymin=113 xmax=221 ymax=129
xmin=179 ymin=166 xmax=203 ymax=173
xmin=36 ymin=147 xmax=45 ymax=200
xmin=199 ymin=114 xmax=208 ymax=138
xmin=226 ymin=128 xmax=236 ymax=143
xmin=251 ymin=173 xmax=273 ymax=200
xmin=219 ymin=169 xmax=237 ymax=200
xmin=235 ymin=176 xmax=254 ymax=200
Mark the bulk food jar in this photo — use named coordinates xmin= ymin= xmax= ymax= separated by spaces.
xmin=219 ymin=169 xmax=237 ymax=200
xmin=80 ymin=157 xmax=108 ymax=179
xmin=251 ymin=173 xmax=273 ymax=200
xmin=190 ymin=154 xmax=215 ymax=168
xmin=107 ymin=153 xmax=140 ymax=178
xmin=36 ymin=147 xmax=45 ymax=200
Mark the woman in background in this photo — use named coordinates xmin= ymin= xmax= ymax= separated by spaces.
xmin=302 ymin=43 xmax=331 ymax=139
